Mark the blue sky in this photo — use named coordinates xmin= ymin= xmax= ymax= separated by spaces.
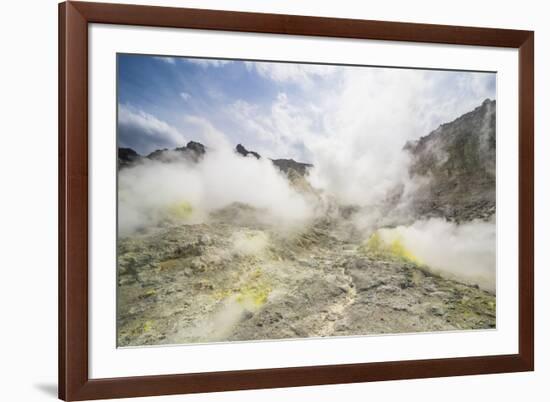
xmin=117 ymin=53 xmax=496 ymax=162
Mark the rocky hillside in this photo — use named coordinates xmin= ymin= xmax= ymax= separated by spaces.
xmin=404 ymin=99 xmax=496 ymax=222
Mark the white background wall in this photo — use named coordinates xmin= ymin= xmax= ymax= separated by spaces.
xmin=0 ymin=0 xmax=546 ymax=401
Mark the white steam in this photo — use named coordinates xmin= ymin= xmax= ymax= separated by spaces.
xmin=118 ymin=148 xmax=314 ymax=236
xmin=226 ymin=66 xmax=495 ymax=208
xmin=378 ymin=218 xmax=496 ymax=292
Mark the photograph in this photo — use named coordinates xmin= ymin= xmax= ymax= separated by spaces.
xmin=116 ymin=54 xmax=497 ymax=347
xmin=1 ymin=0 xmax=544 ymax=400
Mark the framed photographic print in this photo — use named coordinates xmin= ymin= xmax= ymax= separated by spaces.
xmin=59 ymin=1 xmax=534 ymax=400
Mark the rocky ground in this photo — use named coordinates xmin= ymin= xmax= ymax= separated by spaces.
xmin=117 ymin=207 xmax=495 ymax=347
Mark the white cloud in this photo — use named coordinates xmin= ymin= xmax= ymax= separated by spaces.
xmin=183 ymin=115 xmax=232 ymax=150
xmin=118 ymin=104 xmax=185 ymax=155
xmin=153 ymin=56 xmax=176 ymax=64
xmin=180 ymin=92 xmax=191 ymax=101
xmin=228 ymin=93 xmax=319 ymax=159
xmin=188 ymin=59 xmax=233 ymax=68
xmin=245 ymin=61 xmax=337 ymax=87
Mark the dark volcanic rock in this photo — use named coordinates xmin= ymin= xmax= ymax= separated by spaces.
xmin=118 ymin=141 xmax=208 ymax=168
xmin=235 ymin=144 xmax=313 ymax=176
xmin=118 ymin=147 xmax=142 ymax=168
xmin=235 ymin=144 xmax=261 ymax=159
xmin=271 ymin=158 xmax=313 ymax=176
xmin=141 ymin=141 xmax=208 ymax=164
xmin=404 ymin=99 xmax=496 ymax=221
xmin=173 ymin=141 xmax=206 ymax=162
xmin=147 ymin=148 xmax=170 ymax=161
xmin=185 ymin=141 xmax=206 ymax=157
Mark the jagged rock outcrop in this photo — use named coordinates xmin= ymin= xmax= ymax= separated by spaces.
xmin=234 ymin=144 xmax=313 ymax=176
xmin=404 ymin=99 xmax=496 ymax=221
xmin=118 ymin=141 xmax=207 ymax=168
xmin=183 ymin=141 xmax=206 ymax=158
xmin=149 ymin=141 xmax=207 ymax=163
xmin=235 ymin=144 xmax=260 ymax=159
xmin=271 ymin=158 xmax=313 ymax=176
xmin=118 ymin=147 xmax=141 ymax=168
xmin=145 ymin=148 xmax=169 ymax=161
xmin=118 ymin=140 xmax=315 ymax=179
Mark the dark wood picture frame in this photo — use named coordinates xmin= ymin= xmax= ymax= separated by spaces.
xmin=59 ymin=1 xmax=534 ymax=400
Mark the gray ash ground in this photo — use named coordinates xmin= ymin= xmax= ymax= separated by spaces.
xmin=117 ymin=208 xmax=495 ymax=347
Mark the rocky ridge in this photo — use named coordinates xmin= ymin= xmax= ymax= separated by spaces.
xmin=120 ymin=142 xmax=313 ymax=177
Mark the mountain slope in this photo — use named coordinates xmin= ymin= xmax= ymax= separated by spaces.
xmin=404 ymin=99 xmax=496 ymax=222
